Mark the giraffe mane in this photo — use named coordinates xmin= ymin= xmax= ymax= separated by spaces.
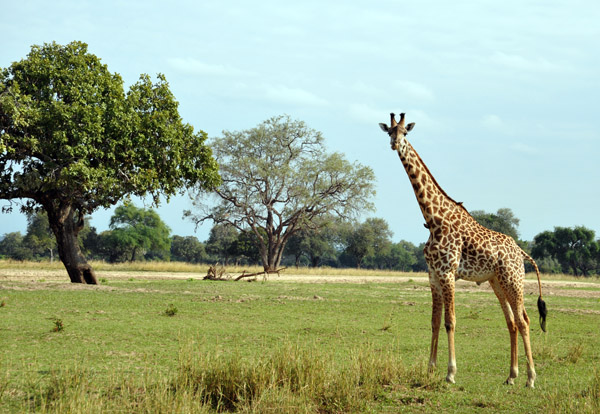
xmin=407 ymin=142 xmax=471 ymax=215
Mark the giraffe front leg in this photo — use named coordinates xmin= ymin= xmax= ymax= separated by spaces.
xmin=439 ymin=274 xmax=457 ymax=384
xmin=428 ymin=280 xmax=443 ymax=372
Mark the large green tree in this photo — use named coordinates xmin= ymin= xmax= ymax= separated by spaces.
xmin=0 ymin=42 xmax=219 ymax=283
xmin=187 ymin=115 xmax=376 ymax=272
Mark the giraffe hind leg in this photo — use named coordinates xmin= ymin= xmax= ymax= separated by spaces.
xmin=498 ymin=274 xmax=537 ymax=388
xmin=489 ymin=278 xmax=519 ymax=385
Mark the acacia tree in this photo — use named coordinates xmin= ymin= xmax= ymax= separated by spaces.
xmin=0 ymin=41 xmax=219 ymax=283
xmin=187 ymin=115 xmax=376 ymax=272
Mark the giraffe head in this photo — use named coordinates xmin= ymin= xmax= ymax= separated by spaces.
xmin=379 ymin=113 xmax=415 ymax=151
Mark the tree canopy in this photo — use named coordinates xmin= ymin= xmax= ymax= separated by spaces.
xmin=102 ymin=204 xmax=171 ymax=262
xmin=470 ymin=208 xmax=520 ymax=240
xmin=187 ymin=115 xmax=376 ymax=271
xmin=342 ymin=218 xmax=393 ymax=268
xmin=0 ymin=41 xmax=219 ymax=283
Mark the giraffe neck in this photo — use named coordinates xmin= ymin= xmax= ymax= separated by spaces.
xmin=396 ymin=137 xmax=462 ymax=228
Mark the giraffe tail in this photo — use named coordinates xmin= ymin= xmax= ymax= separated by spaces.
xmin=522 ymin=250 xmax=547 ymax=332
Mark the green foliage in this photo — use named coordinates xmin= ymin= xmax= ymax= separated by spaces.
xmin=164 ymin=303 xmax=178 ymax=317
xmin=22 ymin=211 xmax=56 ymax=259
xmin=0 ymin=41 xmax=219 ymax=213
xmin=102 ymin=204 xmax=171 ymax=262
xmin=532 ymin=226 xmax=599 ymax=276
xmin=387 ymin=240 xmax=419 ymax=271
xmin=286 ymin=217 xmax=339 ymax=267
xmin=228 ymin=230 xmax=262 ymax=265
xmin=0 ymin=231 xmax=32 ymax=260
xmin=342 ymin=218 xmax=392 ymax=268
xmin=470 ymin=207 xmax=520 ymax=240
xmin=171 ymin=235 xmax=206 ymax=263
xmin=52 ymin=318 xmax=64 ymax=332
xmin=205 ymin=223 xmax=239 ymax=264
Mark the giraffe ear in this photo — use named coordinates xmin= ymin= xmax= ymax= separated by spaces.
xmin=406 ymin=122 xmax=415 ymax=131
xmin=379 ymin=123 xmax=389 ymax=132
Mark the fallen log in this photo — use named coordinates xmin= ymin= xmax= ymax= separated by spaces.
xmin=234 ymin=267 xmax=287 ymax=281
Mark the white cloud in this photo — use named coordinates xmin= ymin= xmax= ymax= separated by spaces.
xmin=393 ymin=80 xmax=435 ymax=102
xmin=347 ymin=103 xmax=388 ymax=125
xmin=489 ymin=52 xmax=570 ymax=74
xmin=510 ymin=142 xmax=538 ymax=155
xmin=481 ymin=114 xmax=504 ymax=130
xmin=263 ymin=85 xmax=329 ymax=107
xmin=167 ymin=57 xmax=252 ymax=77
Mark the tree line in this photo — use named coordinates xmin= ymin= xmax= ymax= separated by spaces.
xmin=2 ymin=205 xmax=599 ymax=276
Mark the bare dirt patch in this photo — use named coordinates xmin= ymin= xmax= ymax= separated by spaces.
xmin=2 ymin=268 xmax=599 ymax=298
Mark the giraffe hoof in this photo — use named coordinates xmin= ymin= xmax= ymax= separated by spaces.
xmin=504 ymin=378 xmax=515 ymax=386
xmin=445 ymin=375 xmax=455 ymax=384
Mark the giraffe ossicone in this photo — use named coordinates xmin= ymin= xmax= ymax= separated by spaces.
xmin=380 ymin=112 xmax=547 ymax=388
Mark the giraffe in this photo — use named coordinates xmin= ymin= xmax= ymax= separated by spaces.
xmin=379 ymin=113 xmax=547 ymax=388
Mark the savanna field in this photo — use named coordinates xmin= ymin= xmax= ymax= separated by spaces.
xmin=0 ymin=261 xmax=599 ymax=413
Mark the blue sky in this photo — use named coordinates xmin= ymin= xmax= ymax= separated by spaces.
xmin=1 ymin=0 xmax=599 ymax=244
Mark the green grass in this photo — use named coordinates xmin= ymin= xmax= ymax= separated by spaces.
xmin=0 ymin=266 xmax=599 ymax=412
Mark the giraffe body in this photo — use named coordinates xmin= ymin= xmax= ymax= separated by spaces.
xmin=379 ymin=113 xmax=546 ymax=388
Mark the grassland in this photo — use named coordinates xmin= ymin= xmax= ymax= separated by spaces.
xmin=0 ymin=261 xmax=599 ymax=412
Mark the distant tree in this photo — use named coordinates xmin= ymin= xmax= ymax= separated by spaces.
xmin=97 ymin=230 xmax=128 ymax=263
xmin=343 ymin=218 xmax=393 ymax=269
xmin=470 ymin=208 xmax=520 ymax=240
xmin=107 ymin=204 xmax=171 ymax=262
xmin=0 ymin=231 xmax=31 ymax=260
xmin=187 ymin=115 xmax=375 ymax=272
xmin=22 ymin=211 xmax=56 ymax=260
xmin=228 ymin=231 xmax=262 ymax=265
xmin=80 ymin=223 xmax=100 ymax=258
xmin=204 ymin=223 xmax=239 ymax=264
xmin=0 ymin=41 xmax=219 ymax=283
xmin=286 ymin=217 xmax=338 ymax=267
xmin=412 ymin=242 xmax=428 ymax=272
xmin=532 ymin=226 xmax=599 ymax=276
xmin=171 ymin=235 xmax=205 ymax=263
xmin=388 ymin=240 xmax=418 ymax=271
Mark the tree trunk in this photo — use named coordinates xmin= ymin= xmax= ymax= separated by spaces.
xmin=46 ymin=203 xmax=98 ymax=284
xmin=262 ymin=237 xmax=285 ymax=272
